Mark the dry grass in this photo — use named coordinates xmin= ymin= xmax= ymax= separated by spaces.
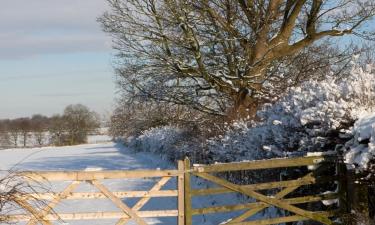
xmin=0 ymin=171 xmax=53 ymax=224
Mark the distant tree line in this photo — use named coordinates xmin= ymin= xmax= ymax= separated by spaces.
xmin=0 ymin=104 xmax=100 ymax=148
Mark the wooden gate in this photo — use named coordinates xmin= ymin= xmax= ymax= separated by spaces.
xmin=183 ymin=155 xmax=341 ymax=225
xmin=4 ymin=165 xmax=186 ymax=225
xmin=2 ymin=155 xmax=342 ymax=225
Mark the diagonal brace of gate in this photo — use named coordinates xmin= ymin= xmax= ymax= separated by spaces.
xmin=194 ymin=172 xmax=333 ymax=225
xmin=223 ymin=173 xmax=315 ymax=224
xmin=26 ymin=181 xmax=81 ymax=225
xmin=115 ymin=177 xmax=172 ymax=225
xmin=89 ymin=180 xmax=149 ymax=225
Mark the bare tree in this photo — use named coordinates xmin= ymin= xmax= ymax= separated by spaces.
xmin=0 ymin=120 xmax=11 ymax=149
xmin=17 ymin=118 xmax=31 ymax=147
xmin=63 ymin=104 xmax=100 ymax=145
xmin=7 ymin=120 xmax=21 ymax=148
xmin=31 ymin=114 xmax=48 ymax=146
xmin=48 ymin=115 xmax=66 ymax=146
xmin=100 ymin=0 xmax=375 ymax=118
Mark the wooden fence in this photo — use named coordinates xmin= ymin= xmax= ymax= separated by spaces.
xmin=2 ymin=154 xmax=344 ymax=225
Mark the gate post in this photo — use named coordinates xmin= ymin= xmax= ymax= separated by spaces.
xmin=347 ymin=169 xmax=370 ymax=225
xmin=184 ymin=157 xmax=192 ymax=225
xmin=178 ymin=160 xmax=185 ymax=225
xmin=337 ymin=157 xmax=349 ymax=213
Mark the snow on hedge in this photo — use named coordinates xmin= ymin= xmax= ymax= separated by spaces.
xmin=127 ymin=63 xmax=375 ymax=170
xmin=127 ymin=125 xmax=187 ymax=160
xmin=208 ymin=63 xmax=375 ymax=167
xmin=345 ymin=113 xmax=375 ymax=170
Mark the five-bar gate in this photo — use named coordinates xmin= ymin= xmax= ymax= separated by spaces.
xmin=2 ymin=155 xmax=341 ymax=225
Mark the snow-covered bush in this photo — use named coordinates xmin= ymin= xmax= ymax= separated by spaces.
xmin=208 ymin=63 xmax=375 ymax=166
xmin=126 ymin=63 xmax=375 ymax=172
xmin=345 ymin=113 xmax=375 ymax=171
xmin=127 ymin=126 xmax=188 ymax=160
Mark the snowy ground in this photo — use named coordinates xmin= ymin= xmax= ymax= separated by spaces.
xmin=0 ymin=142 xmax=267 ymax=225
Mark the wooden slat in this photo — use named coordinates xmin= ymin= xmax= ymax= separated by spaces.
xmin=178 ymin=160 xmax=185 ymax=225
xmin=226 ymin=185 xmax=303 ymax=224
xmin=191 ymin=193 xmax=338 ymax=215
xmin=23 ymin=190 xmax=178 ymax=200
xmin=195 ymin=172 xmax=333 ymax=225
xmin=27 ymin=181 xmax=81 ymax=225
xmin=191 ymin=176 xmax=318 ymax=196
xmin=3 ymin=210 xmax=179 ymax=221
xmin=192 ymin=156 xmax=330 ymax=173
xmin=133 ymin=177 xmax=171 ymax=211
xmin=20 ymin=170 xmax=181 ymax=181
xmin=228 ymin=211 xmax=336 ymax=225
xmin=116 ymin=218 xmax=128 ymax=225
xmin=184 ymin=157 xmax=192 ymax=225
xmin=228 ymin=175 xmax=334 ymax=223
xmin=225 ymin=173 xmax=317 ymax=224
xmin=116 ymin=177 xmax=171 ymax=225
xmin=89 ymin=180 xmax=148 ymax=225
xmin=193 ymin=175 xmax=337 ymax=196
xmin=13 ymin=198 xmax=52 ymax=225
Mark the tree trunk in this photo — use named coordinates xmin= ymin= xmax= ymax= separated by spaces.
xmin=23 ymin=132 xmax=27 ymax=147
xmin=228 ymin=88 xmax=260 ymax=120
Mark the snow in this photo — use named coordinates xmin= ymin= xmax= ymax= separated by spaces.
xmin=352 ymin=114 xmax=375 ymax=142
xmin=345 ymin=113 xmax=375 ymax=170
xmin=1 ymin=143 xmax=176 ymax=225
xmin=87 ymin=134 xmax=112 ymax=144
xmin=321 ymin=191 xmax=339 ymax=206
xmin=1 ymin=129 xmax=111 ymax=148
xmin=0 ymin=142 xmax=277 ymax=225
xmin=204 ymin=63 xmax=375 ymax=171
xmin=127 ymin=126 xmax=188 ymax=162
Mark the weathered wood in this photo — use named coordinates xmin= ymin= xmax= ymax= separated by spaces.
xmin=116 ymin=176 xmax=172 ymax=225
xmin=7 ymin=154 xmax=339 ymax=225
xmin=23 ymin=190 xmax=178 ymax=200
xmin=13 ymin=168 xmax=183 ymax=225
xmin=184 ymin=157 xmax=192 ymax=225
xmin=27 ymin=181 xmax=81 ymax=225
xmin=192 ymin=156 xmax=330 ymax=173
xmin=222 ymin=173 xmax=321 ymax=224
xmin=226 ymin=211 xmax=336 ymax=225
xmin=134 ymin=177 xmax=171 ymax=211
xmin=178 ymin=160 xmax=185 ymax=225
xmin=3 ymin=210 xmax=179 ymax=221
xmin=192 ymin=193 xmax=339 ymax=215
xmin=337 ymin=158 xmax=349 ymax=214
xmin=20 ymin=170 xmax=181 ymax=181
xmin=191 ymin=175 xmax=318 ymax=196
xmin=13 ymin=198 xmax=52 ymax=225
xmin=195 ymin=172 xmax=333 ymax=225
xmin=225 ymin=176 xmax=308 ymax=224
xmin=89 ymin=180 xmax=148 ymax=225
xmin=192 ymin=175 xmax=337 ymax=196
xmin=116 ymin=218 xmax=128 ymax=225
xmin=347 ymin=169 xmax=370 ymax=224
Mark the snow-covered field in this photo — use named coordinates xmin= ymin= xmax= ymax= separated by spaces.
xmin=0 ymin=142 xmax=265 ymax=225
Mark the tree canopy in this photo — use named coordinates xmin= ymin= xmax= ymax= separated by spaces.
xmin=100 ymin=0 xmax=375 ymax=117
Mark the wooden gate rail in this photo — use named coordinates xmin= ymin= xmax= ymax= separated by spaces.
xmin=184 ymin=155 xmax=340 ymax=225
xmin=19 ymin=169 xmax=181 ymax=180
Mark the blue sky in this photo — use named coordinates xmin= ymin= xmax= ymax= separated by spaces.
xmin=0 ymin=0 xmax=115 ymax=119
